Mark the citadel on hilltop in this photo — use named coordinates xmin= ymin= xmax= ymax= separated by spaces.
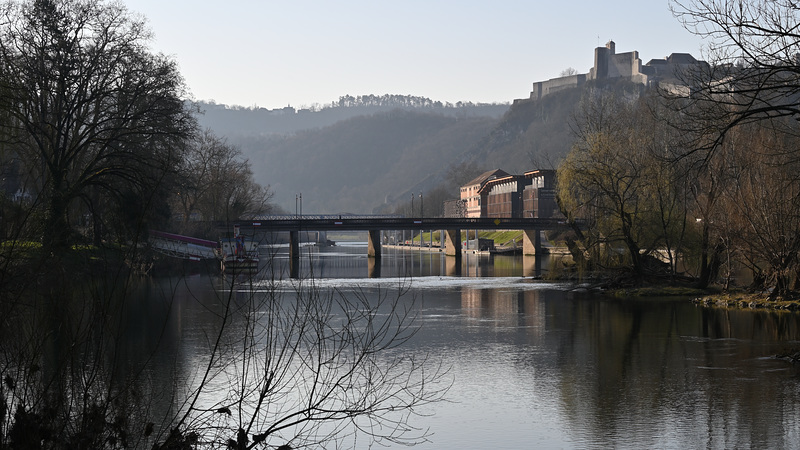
xmin=520 ymin=40 xmax=704 ymax=102
xmin=446 ymin=41 xmax=706 ymax=221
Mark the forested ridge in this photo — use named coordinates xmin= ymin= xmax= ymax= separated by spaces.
xmin=200 ymin=90 xmax=586 ymax=214
xmin=196 ymin=95 xmax=509 ymax=137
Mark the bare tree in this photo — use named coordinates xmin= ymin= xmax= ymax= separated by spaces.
xmin=174 ymin=130 xmax=273 ymax=229
xmin=559 ymin=67 xmax=579 ymax=77
xmin=156 ymin=278 xmax=450 ymax=450
xmin=0 ymin=0 xmax=196 ymax=250
xmin=715 ymin=119 xmax=800 ymax=297
xmin=669 ymin=0 xmax=800 ymax=157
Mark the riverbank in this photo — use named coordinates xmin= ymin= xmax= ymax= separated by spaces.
xmin=382 ymin=243 xmax=570 ymax=255
xmin=693 ymin=292 xmax=800 ymax=311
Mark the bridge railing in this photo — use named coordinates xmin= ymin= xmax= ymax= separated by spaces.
xmin=225 ymin=216 xmax=583 ymax=231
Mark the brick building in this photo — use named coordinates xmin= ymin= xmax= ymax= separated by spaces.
xmin=456 ymin=168 xmax=558 ymax=219
xmin=459 ymin=169 xmax=509 ymax=218
xmin=521 ymin=169 xmax=557 ymax=218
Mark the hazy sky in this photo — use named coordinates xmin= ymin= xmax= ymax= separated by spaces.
xmin=123 ymin=0 xmax=706 ymax=109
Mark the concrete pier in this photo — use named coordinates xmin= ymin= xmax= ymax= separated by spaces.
xmin=367 ymin=230 xmax=381 ymax=258
xmin=443 ymin=229 xmax=462 ymax=259
xmin=289 ymin=230 xmax=300 ymax=278
xmin=522 ymin=229 xmax=542 ymax=255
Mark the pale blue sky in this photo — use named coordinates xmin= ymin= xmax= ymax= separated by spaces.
xmin=124 ymin=0 xmax=706 ymax=109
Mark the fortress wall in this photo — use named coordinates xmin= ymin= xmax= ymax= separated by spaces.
xmin=531 ymin=74 xmax=586 ymax=100
xmin=522 ymin=42 xmax=699 ymax=103
xmin=607 ymin=51 xmax=640 ymax=79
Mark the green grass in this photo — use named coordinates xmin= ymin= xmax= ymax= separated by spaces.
xmin=407 ymin=230 xmax=525 ymax=246
xmin=610 ymin=286 xmax=710 ymax=298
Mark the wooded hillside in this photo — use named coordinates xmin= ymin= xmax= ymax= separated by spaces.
xmin=198 ymin=89 xmax=588 ymax=214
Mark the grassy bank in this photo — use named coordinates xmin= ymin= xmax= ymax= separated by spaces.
xmin=405 ymin=230 xmax=524 ymax=246
xmin=693 ymin=292 xmax=800 ymax=311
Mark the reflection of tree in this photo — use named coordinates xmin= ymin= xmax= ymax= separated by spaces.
xmin=1 ymin=270 xmax=450 ymax=449
xmin=550 ymin=296 xmax=800 ymax=447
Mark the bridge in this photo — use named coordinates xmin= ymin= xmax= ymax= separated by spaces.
xmin=151 ymin=215 xmax=578 ymax=277
xmin=231 ymin=214 xmax=573 ymax=266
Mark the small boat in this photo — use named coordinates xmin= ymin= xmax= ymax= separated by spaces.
xmin=215 ymin=225 xmax=259 ymax=274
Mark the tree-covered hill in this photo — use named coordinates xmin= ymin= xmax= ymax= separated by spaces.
xmin=230 ymin=109 xmax=499 ymax=213
xmin=197 ymin=88 xmax=602 ymax=214
xmin=447 ymin=79 xmax=649 ymax=185
xmin=195 ymin=95 xmax=509 ymax=137
xmin=460 ymin=87 xmax=584 ymax=170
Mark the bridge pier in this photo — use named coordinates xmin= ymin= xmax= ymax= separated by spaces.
xmin=443 ymin=229 xmax=462 ymax=259
xmin=290 ymin=230 xmax=300 ymax=278
xmin=368 ymin=258 xmax=381 ymax=278
xmin=367 ymin=230 xmax=381 ymax=258
xmin=522 ymin=229 xmax=542 ymax=255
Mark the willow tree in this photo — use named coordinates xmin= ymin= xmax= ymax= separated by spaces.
xmin=558 ymin=87 xmax=690 ymax=276
xmin=712 ymin=119 xmax=800 ymax=297
xmin=0 ymin=0 xmax=196 ymax=250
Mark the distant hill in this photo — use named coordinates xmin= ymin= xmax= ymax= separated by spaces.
xmin=230 ymin=109 xmax=499 ymax=213
xmin=195 ymin=95 xmax=510 ymax=137
xmin=459 ymin=87 xmax=584 ymax=170
xmin=451 ymin=79 xmax=649 ymax=177
xmin=194 ymin=88 xmax=626 ymax=214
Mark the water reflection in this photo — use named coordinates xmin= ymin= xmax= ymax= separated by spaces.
xmin=262 ymin=242 xmax=558 ymax=279
xmin=415 ymin=286 xmax=800 ymax=449
xmin=135 ymin=246 xmax=800 ymax=449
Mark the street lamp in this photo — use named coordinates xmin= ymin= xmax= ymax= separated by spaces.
xmin=295 ymin=193 xmax=302 ymax=219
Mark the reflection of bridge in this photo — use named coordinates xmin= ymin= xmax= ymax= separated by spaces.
xmin=227 ymin=215 xmax=574 ymax=272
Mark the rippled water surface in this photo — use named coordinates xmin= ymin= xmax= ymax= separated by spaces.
xmin=152 ymin=243 xmax=800 ymax=449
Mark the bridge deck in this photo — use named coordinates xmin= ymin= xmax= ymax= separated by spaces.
xmin=228 ymin=216 xmax=573 ymax=232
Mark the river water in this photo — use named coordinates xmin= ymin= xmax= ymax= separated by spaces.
xmin=150 ymin=243 xmax=800 ymax=449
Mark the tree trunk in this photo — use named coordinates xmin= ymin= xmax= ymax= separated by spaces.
xmin=44 ymin=191 xmax=71 ymax=253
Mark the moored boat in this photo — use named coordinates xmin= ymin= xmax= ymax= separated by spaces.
xmin=216 ymin=225 xmax=259 ymax=274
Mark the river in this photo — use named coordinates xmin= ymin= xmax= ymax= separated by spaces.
xmin=148 ymin=242 xmax=800 ymax=449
